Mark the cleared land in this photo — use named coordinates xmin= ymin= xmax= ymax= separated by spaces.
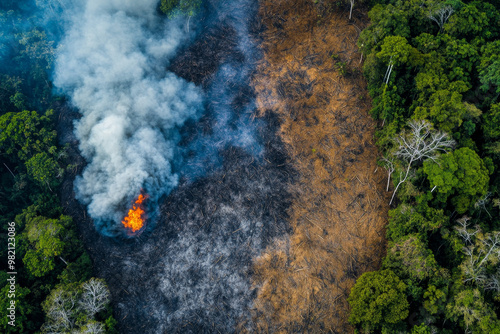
xmin=250 ymin=1 xmax=390 ymax=332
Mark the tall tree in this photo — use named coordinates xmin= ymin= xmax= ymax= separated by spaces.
xmin=22 ymin=215 xmax=75 ymax=277
xmin=424 ymin=147 xmax=490 ymax=213
xmin=348 ymin=269 xmax=409 ymax=332
xmin=387 ymin=120 xmax=455 ymax=205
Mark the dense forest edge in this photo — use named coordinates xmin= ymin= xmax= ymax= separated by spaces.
xmin=347 ymin=0 xmax=500 ymax=333
xmin=0 ymin=1 xmax=127 ymax=332
xmin=0 ymin=1 xmax=200 ymax=333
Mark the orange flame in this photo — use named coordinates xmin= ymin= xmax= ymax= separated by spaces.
xmin=122 ymin=194 xmax=147 ymax=232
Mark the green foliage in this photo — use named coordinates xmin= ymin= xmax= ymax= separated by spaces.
xmin=414 ymin=89 xmax=468 ymax=132
xmin=386 ymin=203 xmax=447 ymax=242
xmin=105 ymin=315 xmax=119 ymax=334
xmin=0 ymin=284 xmax=36 ymax=333
xmin=376 ymin=35 xmax=423 ymax=67
xmin=446 ymin=288 xmax=500 ymax=333
xmin=0 ymin=5 xmax=115 ymax=333
xmin=22 ymin=215 xmax=76 ymax=277
xmin=58 ymin=253 xmax=93 ymax=285
xmin=25 ymin=152 xmax=62 ymax=189
xmin=444 ymin=3 xmax=491 ymax=40
xmin=383 ymin=235 xmax=439 ymax=281
xmin=424 ymin=147 xmax=489 ymax=213
xmin=348 ymin=269 xmax=409 ymax=332
xmin=411 ymin=323 xmax=432 ymax=334
xmin=0 ymin=109 xmax=57 ymax=162
xmin=160 ymin=0 xmax=202 ymax=17
xmin=41 ymin=278 xmax=113 ymax=334
xmin=355 ymin=0 xmax=500 ymax=332
xmin=479 ymin=41 xmax=500 ymax=94
xmin=335 ymin=61 xmax=348 ymax=76
xmin=358 ymin=4 xmax=409 ymax=53
xmin=423 ymin=284 xmax=449 ymax=315
xmin=483 ymin=103 xmax=500 ymax=139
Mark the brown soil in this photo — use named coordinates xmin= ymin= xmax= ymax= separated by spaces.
xmin=249 ymin=0 xmax=389 ymax=332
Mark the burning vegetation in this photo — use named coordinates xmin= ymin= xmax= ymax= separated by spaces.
xmin=57 ymin=0 xmax=389 ymax=332
xmin=122 ymin=194 xmax=148 ymax=233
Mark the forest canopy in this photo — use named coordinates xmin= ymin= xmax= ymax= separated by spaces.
xmin=349 ymin=0 xmax=500 ymax=333
xmin=0 ymin=1 xmax=116 ymax=333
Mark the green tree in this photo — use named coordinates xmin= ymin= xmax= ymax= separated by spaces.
xmin=348 ymin=269 xmax=409 ymax=332
xmin=22 ymin=215 xmax=75 ymax=277
xmin=414 ymin=89 xmax=470 ymax=133
xmin=479 ymin=41 xmax=500 ymax=94
xmin=423 ymin=284 xmax=449 ymax=315
xmin=160 ymin=0 xmax=202 ymax=17
xmin=0 ymin=284 xmax=35 ymax=333
xmin=483 ymin=103 xmax=500 ymax=139
xmin=424 ymin=147 xmax=489 ymax=213
xmin=446 ymin=288 xmax=500 ymax=333
xmin=444 ymin=3 xmax=489 ymax=40
xmin=376 ymin=35 xmax=423 ymax=85
xmin=383 ymin=235 xmax=439 ymax=281
xmin=25 ymin=152 xmax=62 ymax=190
xmin=0 ymin=109 xmax=57 ymax=162
xmin=411 ymin=323 xmax=433 ymax=334
xmin=386 ymin=203 xmax=447 ymax=242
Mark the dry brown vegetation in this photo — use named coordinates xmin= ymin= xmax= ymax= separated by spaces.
xmin=249 ymin=0 xmax=390 ymax=332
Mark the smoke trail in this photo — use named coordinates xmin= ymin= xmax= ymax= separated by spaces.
xmin=54 ymin=0 xmax=203 ymax=235
xmin=179 ymin=0 xmax=264 ymax=179
xmin=57 ymin=0 xmax=295 ymax=331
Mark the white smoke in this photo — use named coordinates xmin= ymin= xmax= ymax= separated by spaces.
xmin=54 ymin=0 xmax=203 ymax=233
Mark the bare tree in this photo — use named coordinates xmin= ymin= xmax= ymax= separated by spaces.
xmin=462 ymin=232 xmax=500 ymax=289
xmin=484 ymin=269 xmax=500 ymax=292
xmin=349 ymin=0 xmax=355 ymax=20
xmin=78 ymin=321 xmax=105 ymax=334
xmin=79 ymin=278 xmax=111 ymax=317
xmin=42 ymin=287 xmax=77 ymax=333
xmin=389 ymin=120 xmax=455 ymax=205
xmin=474 ymin=192 xmax=492 ymax=219
xmin=382 ymin=55 xmax=394 ymax=86
xmin=457 ymin=220 xmax=500 ymax=291
xmin=454 ymin=217 xmax=479 ymax=245
xmin=428 ymin=5 xmax=455 ymax=32
xmin=381 ymin=157 xmax=395 ymax=192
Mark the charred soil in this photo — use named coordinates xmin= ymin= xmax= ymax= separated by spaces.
xmin=58 ymin=0 xmax=388 ymax=332
xmin=58 ymin=0 xmax=296 ymax=332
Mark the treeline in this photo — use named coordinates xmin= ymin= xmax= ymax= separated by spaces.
xmin=0 ymin=2 xmax=116 ymax=333
xmin=347 ymin=0 xmax=500 ymax=333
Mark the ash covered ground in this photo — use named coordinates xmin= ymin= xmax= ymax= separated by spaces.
xmin=59 ymin=0 xmax=294 ymax=333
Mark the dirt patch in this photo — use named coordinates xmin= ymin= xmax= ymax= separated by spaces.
xmin=249 ymin=0 xmax=389 ymax=332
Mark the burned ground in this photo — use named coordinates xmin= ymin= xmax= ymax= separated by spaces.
xmin=59 ymin=0 xmax=388 ymax=333
xmin=250 ymin=0 xmax=389 ymax=333
xmin=60 ymin=142 xmax=293 ymax=333
xmin=59 ymin=0 xmax=296 ymax=332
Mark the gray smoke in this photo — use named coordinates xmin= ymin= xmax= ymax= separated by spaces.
xmin=54 ymin=0 xmax=203 ymax=234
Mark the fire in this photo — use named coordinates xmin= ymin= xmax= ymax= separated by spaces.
xmin=122 ymin=193 xmax=147 ymax=232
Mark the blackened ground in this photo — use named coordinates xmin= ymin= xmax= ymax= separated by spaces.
xmin=58 ymin=0 xmax=295 ymax=332
xmin=60 ymin=137 xmax=293 ymax=333
xmin=169 ymin=23 xmax=241 ymax=87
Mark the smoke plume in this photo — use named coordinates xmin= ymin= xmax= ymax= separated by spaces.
xmin=54 ymin=0 xmax=203 ymax=235
xmin=57 ymin=0 xmax=296 ymax=331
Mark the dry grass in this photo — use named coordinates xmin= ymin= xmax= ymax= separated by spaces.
xmin=249 ymin=0 xmax=389 ymax=332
